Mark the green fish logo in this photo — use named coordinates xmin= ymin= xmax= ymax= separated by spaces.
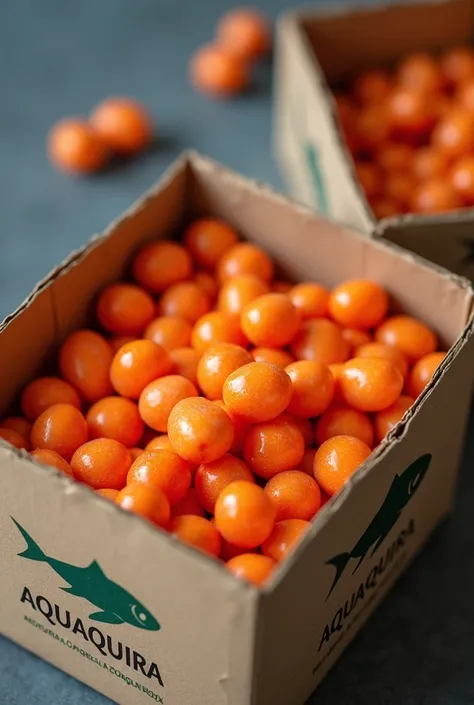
xmin=304 ymin=142 xmax=329 ymax=215
xmin=326 ymin=454 xmax=431 ymax=598
xmin=12 ymin=518 xmax=160 ymax=631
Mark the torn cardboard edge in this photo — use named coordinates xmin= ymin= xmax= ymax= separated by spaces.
xmin=1 ymin=150 xmax=473 ymax=599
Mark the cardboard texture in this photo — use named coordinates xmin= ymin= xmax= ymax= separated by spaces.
xmin=274 ymin=0 xmax=474 ymax=280
xmin=0 ymin=152 xmax=473 ymax=705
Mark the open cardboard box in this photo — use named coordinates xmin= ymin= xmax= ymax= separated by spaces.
xmin=274 ymin=0 xmax=474 ymax=280
xmin=1 ymin=152 xmax=474 ymax=705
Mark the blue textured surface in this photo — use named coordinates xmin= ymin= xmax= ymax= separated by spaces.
xmin=1 ymin=1 xmax=474 ymax=703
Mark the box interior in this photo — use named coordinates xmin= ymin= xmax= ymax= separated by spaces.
xmin=301 ymin=0 xmax=474 ymax=86
xmin=0 ymin=152 xmax=472 ymax=420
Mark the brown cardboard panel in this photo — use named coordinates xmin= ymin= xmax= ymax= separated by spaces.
xmin=0 ymin=447 xmax=257 ymax=705
xmin=302 ymin=0 xmax=472 ymax=83
xmin=274 ymin=12 xmax=375 ymax=229
xmin=378 ymin=212 xmax=474 ymax=281
xmin=255 ymin=316 xmax=474 ymax=705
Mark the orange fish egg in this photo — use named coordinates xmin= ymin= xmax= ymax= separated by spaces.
xmin=241 ymin=293 xmax=300 ymax=348
xmin=190 ymin=44 xmax=248 ymax=97
xmin=71 ymin=438 xmax=131 ymax=490
xmin=355 ymin=106 xmax=390 ymax=152
xmin=158 ymin=282 xmax=211 ymax=324
xmin=47 ymin=118 xmax=108 ymax=174
xmin=411 ymin=147 xmax=449 ymax=181
xmin=352 ymin=69 xmax=392 ymax=105
xmin=226 ymin=553 xmax=275 ymax=587
xmin=127 ymin=449 xmax=192 ymax=505
xmin=86 ymin=396 xmax=144 ymax=448
xmin=386 ymin=87 xmax=435 ymax=137
xmin=397 ymin=52 xmax=443 ymax=94
xmin=440 ymin=46 xmax=474 ymax=87
xmin=59 ymin=330 xmax=113 ymax=404
xmin=432 ymin=108 xmax=474 ymax=159
xmin=251 ymin=347 xmax=294 ymax=368
xmin=0 ymin=417 xmax=32 ymax=441
xmin=376 ymin=142 xmax=414 ymax=173
xmin=169 ymin=347 xmax=201 ymax=385
xmin=216 ymin=8 xmax=271 ymax=61
xmin=144 ymin=316 xmax=192 ymax=351
xmin=290 ymin=319 xmax=350 ymax=365
xmin=355 ymin=341 xmax=409 ymax=379
xmin=340 ymin=357 xmax=403 ymax=412
xmin=374 ymin=395 xmax=414 ymax=443
xmin=328 ymin=279 xmax=388 ymax=330
xmin=109 ymin=336 xmax=136 ymax=354
xmin=410 ymin=179 xmax=461 ymax=214
xmin=145 ymin=435 xmax=173 ymax=453
xmin=168 ymin=397 xmax=234 ymax=464
xmin=285 ymin=361 xmax=334 ymax=418
xmin=132 ymin=241 xmax=192 ymax=293
xmin=223 ymin=361 xmax=292 ymax=423
xmin=407 ymin=351 xmax=446 ymax=398
xmin=218 ymin=274 xmax=269 ymax=316
xmin=313 ymin=435 xmax=372 ymax=496
xmin=264 ymin=470 xmax=321 ymax=522
xmin=171 ymin=488 xmax=206 ymax=518
xmin=449 ymin=155 xmax=474 ymax=205
xmin=375 ymin=315 xmax=438 ymax=363
xmin=21 ymin=376 xmax=81 ymax=422
xmin=194 ymin=453 xmax=254 ymax=513
xmin=184 ymin=218 xmax=238 ymax=269
xmin=30 ymin=448 xmax=74 ymax=477
xmin=138 ymin=375 xmax=198 ymax=432
xmin=213 ymin=400 xmax=249 ymax=455
xmin=0 ymin=428 xmax=29 ymax=450
xmin=262 ymin=519 xmax=310 ymax=563
xmin=197 ymin=342 xmax=253 ymax=400
xmin=31 ymin=404 xmax=88 ymax=462
xmin=194 ymin=271 xmax=219 ymax=303
xmin=170 ymin=515 xmax=221 ymax=557
xmin=110 ymin=340 xmax=171 ymax=399
xmin=288 ymin=282 xmax=329 ymax=319
xmin=191 ymin=311 xmax=247 ymax=353
xmin=90 ymin=97 xmax=153 ymax=156
xmin=315 ymin=406 xmax=374 ymax=448
xmin=116 ymin=482 xmax=170 ymax=528
xmin=214 ymin=480 xmax=276 ymax=549
xmin=243 ymin=415 xmax=305 ymax=480
xmin=217 ymin=243 xmax=274 ymax=284
xmin=96 ymin=283 xmax=154 ymax=336
xmin=341 ymin=328 xmax=372 ymax=354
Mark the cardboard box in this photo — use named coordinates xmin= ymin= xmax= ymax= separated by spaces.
xmin=274 ymin=0 xmax=474 ymax=280
xmin=1 ymin=151 xmax=474 ymax=705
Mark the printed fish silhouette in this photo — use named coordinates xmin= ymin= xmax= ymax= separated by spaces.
xmin=326 ymin=453 xmax=432 ymax=598
xmin=12 ymin=518 xmax=160 ymax=631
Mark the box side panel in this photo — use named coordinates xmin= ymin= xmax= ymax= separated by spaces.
xmin=304 ymin=0 xmax=472 ymax=84
xmin=253 ymin=323 xmax=474 ymax=705
xmin=0 ymin=450 xmax=257 ymax=705
xmin=273 ymin=15 xmax=373 ymax=231
xmin=378 ymin=214 xmax=474 ymax=280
